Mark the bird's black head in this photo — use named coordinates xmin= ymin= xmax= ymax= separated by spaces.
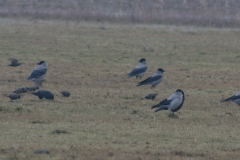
xmin=138 ymin=58 xmax=146 ymax=63
xmin=37 ymin=61 xmax=45 ymax=65
xmin=176 ymin=89 xmax=184 ymax=95
xmin=158 ymin=68 xmax=165 ymax=72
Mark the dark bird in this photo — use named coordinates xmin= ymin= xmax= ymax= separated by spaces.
xmin=13 ymin=87 xmax=29 ymax=94
xmin=28 ymin=86 xmax=39 ymax=92
xmin=60 ymin=91 xmax=70 ymax=97
xmin=151 ymin=89 xmax=185 ymax=115
xmin=27 ymin=61 xmax=47 ymax=89
xmin=137 ymin=68 xmax=165 ymax=87
xmin=32 ymin=90 xmax=54 ymax=100
xmin=127 ymin=58 xmax=147 ymax=79
xmin=145 ymin=93 xmax=158 ymax=100
xmin=221 ymin=91 xmax=240 ymax=105
xmin=6 ymin=94 xmax=21 ymax=100
xmin=8 ymin=58 xmax=22 ymax=67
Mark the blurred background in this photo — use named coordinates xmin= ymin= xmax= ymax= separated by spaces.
xmin=0 ymin=0 xmax=240 ymax=27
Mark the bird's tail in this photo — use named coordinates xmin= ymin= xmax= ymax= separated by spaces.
xmin=151 ymin=104 xmax=161 ymax=109
xmin=154 ymin=106 xmax=168 ymax=113
xmin=220 ymin=97 xmax=232 ymax=103
xmin=136 ymin=83 xmax=143 ymax=87
xmin=220 ymin=99 xmax=229 ymax=103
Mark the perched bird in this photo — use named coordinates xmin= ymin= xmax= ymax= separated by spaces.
xmin=28 ymin=86 xmax=39 ymax=92
xmin=151 ymin=89 xmax=185 ymax=115
xmin=137 ymin=68 xmax=165 ymax=87
xmin=127 ymin=58 xmax=147 ymax=79
xmin=13 ymin=87 xmax=28 ymax=94
xmin=8 ymin=58 xmax=22 ymax=67
xmin=27 ymin=61 xmax=47 ymax=88
xmin=145 ymin=93 xmax=158 ymax=100
xmin=32 ymin=90 xmax=54 ymax=100
xmin=6 ymin=94 xmax=21 ymax=100
xmin=60 ymin=91 xmax=70 ymax=97
xmin=221 ymin=91 xmax=240 ymax=105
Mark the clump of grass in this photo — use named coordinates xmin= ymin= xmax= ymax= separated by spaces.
xmin=142 ymin=44 xmax=155 ymax=52
xmin=31 ymin=120 xmax=47 ymax=124
xmin=168 ymin=114 xmax=178 ymax=119
xmin=15 ymin=107 xmax=23 ymax=113
xmin=51 ymin=129 xmax=68 ymax=134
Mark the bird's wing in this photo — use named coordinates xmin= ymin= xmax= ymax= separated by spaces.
xmin=168 ymin=98 xmax=182 ymax=110
xmin=137 ymin=75 xmax=162 ymax=86
xmin=128 ymin=67 xmax=147 ymax=77
xmin=27 ymin=68 xmax=47 ymax=80
xmin=151 ymin=98 xmax=172 ymax=109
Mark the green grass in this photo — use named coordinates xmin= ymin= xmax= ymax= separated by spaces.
xmin=0 ymin=20 xmax=240 ymax=159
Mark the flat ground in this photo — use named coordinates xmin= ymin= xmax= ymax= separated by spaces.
xmin=0 ymin=20 xmax=240 ymax=160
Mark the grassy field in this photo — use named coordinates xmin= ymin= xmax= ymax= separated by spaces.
xmin=1 ymin=20 xmax=240 ymax=159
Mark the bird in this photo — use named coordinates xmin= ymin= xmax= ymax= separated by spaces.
xmin=221 ymin=91 xmax=240 ymax=105
xmin=60 ymin=91 xmax=70 ymax=97
xmin=8 ymin=58 xmax=22 ymax=67
xmin=31 ymin=90 xmax=54 ymax=100
xmin=127 ymin=58 xmax=147 ymax=79
xmin=137 ymin=68 xmax=165 ymax=87
xmin=151 ymin=89 xmax=185 ymax=115
xmin=145 ymin=93 xmax=158 ymax=100
xmin=13 ymin=87 xmax=29 ymax=94
xmin=27 ymin=61 xmax=47 ymax=80
xmin=6 ymin=94 xmax=21 ymax=100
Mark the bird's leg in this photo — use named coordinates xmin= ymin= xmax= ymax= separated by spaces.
xmin=172 ymin=112 xmax=175 ymax=116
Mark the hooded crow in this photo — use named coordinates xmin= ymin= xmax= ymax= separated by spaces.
xmin=13 ymin=87 xmax=29 ymax=94
xmin=151 ymin=89 xmax=185 ymax=115
xmin=8 ymin=58 xmax=22 ymax=67
xmin=145 ymin=93 xmax=158 ymax=100
xmin=127 ymin=58 xmax=147 ymax=79
xmin=32 ymin=90 xmax=54 ymax=100
xmin=27 ymin=61 xmax=47 ymax=81
xmin=137 ymin=68 xmax=165 ymax=87
xmin=6 ymin=94 xmax=21 ymax=100
xmin=60 ymin=91 xmax=70 ymax=97
xmin=221 ymin=91 xmax=240 ymax=105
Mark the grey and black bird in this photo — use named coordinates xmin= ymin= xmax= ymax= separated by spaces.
xmin=127 ymin=58 xmax=147 ymax=79
xmin=32 ymin=90 xmax=54 ymax=100
xmin=60 ymin=91 xmax=70 ymax=97
xmin=27 ymin=61 xmax=47 ymax=89
xmin=221 ymin=91 xmax=240 ymax=105
xmin=145 ymin=93 xmax=158 ymax=100
xmin=13 ymin=87 xmax=29 ymax=94
xmin=137 ymin=68 xmax=165 ymax=87
xmin=6 ymin=94 xmax=21 ymax=100
xmin=8 ymin=58 xmax=22 ymax=67
xmin=151 ymin=89 xmax=185 ymax=115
